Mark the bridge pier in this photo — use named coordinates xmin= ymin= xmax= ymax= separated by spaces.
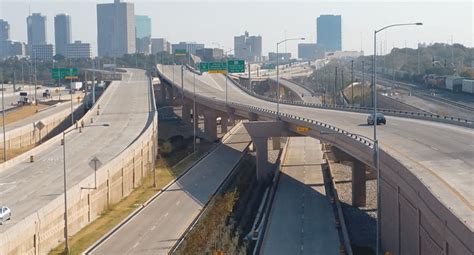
xmin=218 ymin=111 xmax=229 ymax=133
xmin=182 ymin=100 xmax=192 ymax=124
xmin=352 ymin=160 xmax=367 ymax=207
xmin=271 ymin=137 xmax=281 ymax=150
xmin=159 ymin=83 xmax=166 ymax=103
xmin=243 ymin=121 xmax=286 ymax=182
xmin=203 ymin=108 xmax=217 ymax=141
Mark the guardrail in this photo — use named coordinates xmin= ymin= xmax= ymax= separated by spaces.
xmin=226 ymin=75 xmax=473 ymax=128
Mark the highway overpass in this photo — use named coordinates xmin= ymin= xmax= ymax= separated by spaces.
xmin=0 ymin=68 xmax=157 ymax=254
xmin=157 ymin=64 xmax=473 ymax=255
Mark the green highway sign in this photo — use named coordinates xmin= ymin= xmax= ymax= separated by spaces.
xmin=199 ymin=62 xmax=209 ymax=72
xmin=227 ymin=60 xmax=245 ymax=73
xmin=208 ymin=62 xmax=227 ymax=74
xmin=51 ymin=68 xmax=78 ymax=79
xmin=174 ymin=49 xmax=187 ymax=56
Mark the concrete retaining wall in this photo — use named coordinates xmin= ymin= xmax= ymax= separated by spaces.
xmin=0 ymin=102 xmax=84 ymax=151
xmin=0 ymin=76 xmax=158 ymax=254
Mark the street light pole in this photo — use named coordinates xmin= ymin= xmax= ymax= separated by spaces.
xmin=373 ymin=22 xmax=422 ymax=255
xmin=1 ymin=72 xmax=6 ymax=162
xmin=276 ymin=37 xmax=305 ymax=118
xmin=193 ymin=72 xmax=196 ymax=153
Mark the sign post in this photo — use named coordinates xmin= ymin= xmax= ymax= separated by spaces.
xmin=88 ymin=156 xmax=102 ymax=189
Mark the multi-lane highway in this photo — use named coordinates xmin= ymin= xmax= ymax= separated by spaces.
xmin=261 ymin=137 xmax=340 ymax=255
xmin=0 ymin=69 xmax=150 ymax=234
xmin=89 ymin=123 xmax=251 ymax=255
xmin=159 ymin=64 xmax=473 ymax=239
xmin=269 ymin=77 xmax=321 ymax=104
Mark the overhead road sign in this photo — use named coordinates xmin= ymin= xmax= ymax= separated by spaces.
xmin=199 ymin=62 xmax=209 ymax=72
xmin=208 ymin=62 xmax=227 ymax=74
xmin=296 ymin=126 xmax=310 ymax=132
xmin=65 ymin=76 xmax=79 ymax=80
xmin=227 ymin=60 xmax=245 ymax=73
xmin=175 ymin=49 xmax=187 ymax=56
xmin=51 ymin=68 xmax=78 ymax=79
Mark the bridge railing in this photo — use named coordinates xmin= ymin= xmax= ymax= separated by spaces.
xmin=226 ymin=75 xmax=473 ymax=128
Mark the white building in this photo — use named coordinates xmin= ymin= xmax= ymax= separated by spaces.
xmin=151 ymin=38 xmax=171 ymax=54
xmin=234 ymin=31 xmax=262 ymax=62
xmin=65 ymin=40 xmax=92 ymax=59
xmin=97 ymin=0 xmax=135 ymax=57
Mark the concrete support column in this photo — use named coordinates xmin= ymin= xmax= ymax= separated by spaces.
xmin=159 ymin=83 xmax=166 ymax=103
xmin=182 ymin=101 xmax=192 ymax=124
xmin=352 ymin=160 xmax=367 ymax=207
xmin=203 ymin=108 xmax=217 ymax=141
xmin=167 ymin=86 xmax=174 ymax=103
xmin=253 ymin=137 xmax=269 ymax=181
xmin=242 ymin=121 xmax=286 ymax=182
xmin=220 ymin=114 xmax=229 ymax=133
xmin=271 ymin=137 xmax=281 ymax=150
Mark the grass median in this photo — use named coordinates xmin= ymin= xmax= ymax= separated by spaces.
xmin=49 ymin=143 xmax=212 ymax=255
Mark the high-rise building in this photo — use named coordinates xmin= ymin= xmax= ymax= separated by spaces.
xmin=195 ymin=48 xmax=224 ymax=61
xmin=268 ymin=52 xmax=291 ymax=62
xmin=28 ymin=44 xmax=55 ymax=60
xmin=54 ymin=14 xmax=71 ymax=56
xmin=316 ymin=15 xmax=342 ymax=52
xmin=234 ymin=31 xmax=262 ymax=62
xmin=171 ymin=42 xmax=204 ymax=55
xmin=151 ymin=38 xmax=171 ymax=54
xmin=298 ymin=43 xmax=325 ymax=60
xmin=135 ymin=15 xmax=151 ymax=54
xmin=27 ymin=13 xmax=47 ymax=46
xmin=65 ymin=40 xmax=92 ymax=59
xmin=97 ymin=0 xmax=136 ymax=57
xmin=0 ymin=19 xmax=10 ymax=41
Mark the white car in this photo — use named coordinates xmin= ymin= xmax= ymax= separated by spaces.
xmin=0 ymin=206 xmax=11 ymax=224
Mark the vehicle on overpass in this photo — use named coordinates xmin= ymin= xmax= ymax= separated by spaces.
xmin=0 ymin=206 xmax=11 ymax=225
xmin=367 ymin=113 xmax=386 ymax=125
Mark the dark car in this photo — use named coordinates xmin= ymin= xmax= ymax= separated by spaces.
xmin=367 ymin=113 xmax=386 ymax=125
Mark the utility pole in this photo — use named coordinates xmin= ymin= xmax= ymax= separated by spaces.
xmin=334 ymin=66 xmax=338 ymax=106
xmin=341 ymin=68 xmax=344 ymax=104
xmin=1 ymin=71 xmax=6 ymax=162
xmin=351 ymin=60 xmax=354 ymax=106
xmin=362 ymin=61 xmax=365 ymax=107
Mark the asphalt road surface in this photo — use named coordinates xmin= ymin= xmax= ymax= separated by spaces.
xmin=0 ymin=69 xmax=150 ymax=234
xmin=261 ymin=137 xmax=339 ymax=255
xmin=159 ymin=65 xmax=474 ymax=231
xmin=91 ymin=123 xmax=251 ymax=255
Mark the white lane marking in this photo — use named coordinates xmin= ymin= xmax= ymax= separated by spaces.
xmin=132 ymin=241 xmax=140 ymax=248
xmin=150 ymin=225 xmax=156 ymax=231
xmin=176 ymin=200 xmax=181 ymax=206
xmin=164 ymin=212 xmax=169 ymax=217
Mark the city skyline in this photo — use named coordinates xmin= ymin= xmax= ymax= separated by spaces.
xmin=0 ymin=0 xmax=472 ymax=58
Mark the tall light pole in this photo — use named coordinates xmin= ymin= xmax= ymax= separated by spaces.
xmin=1 ymin=71 xmax=6 ymax=162
xmin=61 ymin=123 xmax=109 ymax=254
xmin=224 ymin=48 xmax=234 ymax=106
xmin=276 ymin=37 xmax=305 ymax=118
xmin=193 ymin=72 xmax=196 ymax=153
xmin=373 ymin=22 xmax=422 ymax=255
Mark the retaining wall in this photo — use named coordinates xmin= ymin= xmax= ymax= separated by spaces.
xmin=0 ymin=75 xmax=158 ymax=254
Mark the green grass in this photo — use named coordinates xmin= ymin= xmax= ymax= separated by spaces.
xmin=49 ymin=145 xmax=212 ymax=255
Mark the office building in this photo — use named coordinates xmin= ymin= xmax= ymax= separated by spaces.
xmin=28 ymin=44 xmax=55 ymax=60
xmin=0 ymin=19 xmax=10 ymax=41
xmin=65 ymin=40 xmax=92 ymax=59
xmin=135 ymin=15 xmax=151 ymax=54
xmin=27 ymin=13 xmax=47 ymax=46
xmin=316 ymin=14 xmax=342 ymax=52
xmin=195 ymin=48 xmax=224 ymax=61
xmin=298 ymin=43 xmax=325 ymax=60
xmin=97 ymin=0 xmax=135 ymax=57
xmin=54 ymin=14 xmax=71 ymax=56
xmin=0 ymin=41 xmax=26 ymax=60
xmin=268 ymin=52 xmax=291 ymax=62
xmin=234 ymin=31 xmax=262 ymax=62
xmin=151 ymin=38 xmax=171 ymax=54
xmin=171 ymin=42 xmax=204 ymax=55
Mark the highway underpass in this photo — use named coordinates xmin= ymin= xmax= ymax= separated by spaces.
xmin=261 ymin=137 xmax=340 ymax=255
xmin=0 ymin=68 xmax=157 ymax=254
xmin=157 ymin=64 xmax=473 ymax=255
xmin=88 ymin=122 xmax=251 ymax=255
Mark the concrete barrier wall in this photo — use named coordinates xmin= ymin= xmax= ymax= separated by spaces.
xmin=0 ymin=102 xmax=83 ymax=151
xmin=0 ymin=75 xmax=158 ymax=254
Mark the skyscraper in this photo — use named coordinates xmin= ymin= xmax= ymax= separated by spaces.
xmin=54 ymin=14 xmax=71 ymax=56
xmin=0 ymin=19 xmax=10 ymax=41
xmin=316 ymin=15 xmax=342 ymax=52
xmin=97 ymin=0 xmax=135 ymax=57
xmin=27 ymin=13 xmax=47 ymax=46
xmin=135 ymin=15 xmax=151 ymax=54
xmin=234 ymin=31 xmax=262 ymax=62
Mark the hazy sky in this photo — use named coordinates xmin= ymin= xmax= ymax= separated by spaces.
xmin=0 ymin=0 xmax=472 ymax=57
